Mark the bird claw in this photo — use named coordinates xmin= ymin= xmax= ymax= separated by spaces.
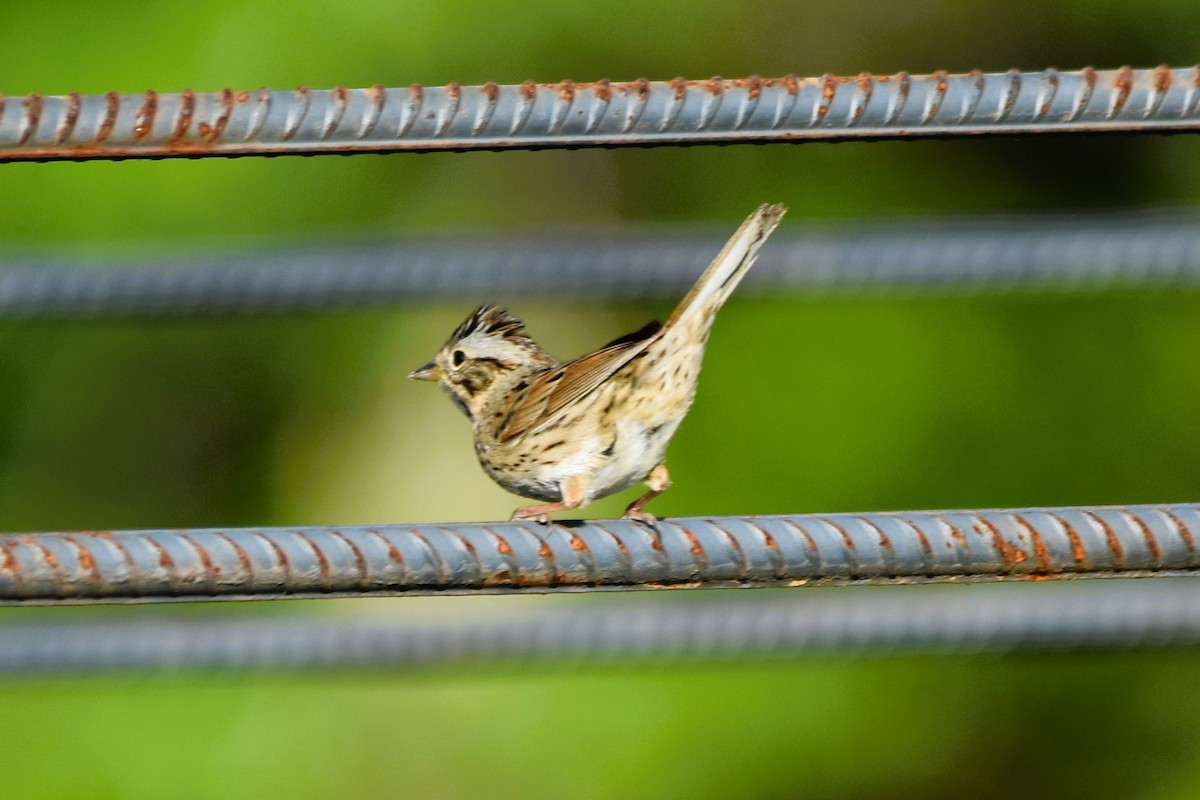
xmin=510 ymin=508 xmax=550 ymax=524
xmin=622 ymin=507 xmax=659 ymax=527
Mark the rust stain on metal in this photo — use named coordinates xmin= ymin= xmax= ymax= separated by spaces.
xmin=1153 ymin=64 xmax=1173 ymax=95
xmin=631 ymin=77 xmax=650 ymax=101
xmin=594 ymin=78 xmax=613 ymax=103
xmin=366 ymin=529 xmax=406 ymax=570
xmin=0 ymin=537 xmax=22 ymax=583
xmin=935 ymin=514 xmax=966 ymax=545
xmin=244 ymin=87 xmax=271 ymax=141
xmin=1111 ymin=65 xmax=1134 ymax=117
xmin=1047 ymin=513 xmax=1087 ymax=564
xmin=817 ymin=74 xmax=836 ymax=120
xmin=998 ymin=69 xmax=1021 ymax=119
xmin=282 ymin=85 xmax=312 ymax=141
xmin=1124 ymin=512 xmax=1161 ymax=561
xmin=1158 ymin=508 xmax=1196 ymax=552
xmin=59 ymin=535 xmax=101 ymax=584
xmin=1081 ymin=511 xmax=1124 ymax=563
xmin=142 ymin=535 xmax=174 ymax=569
xmin=413 ymin=529 xmax=452 ymax=584
xmin=570 ymin=533 xmax=588 ymax=552
xmin=177 ymin=533 xmax=218 ymax=580
xmin=54 ymin=92 xmax=81 ymax=144
xmin=167 ymin=88 xmax=195 ymax=144
xmin=783 ymin=518 xmax=819 ymax=555
xmin=782 ymin=74 xmax=799 ymax=96
xmin=534 ymin=533 xmax=559 ymax=587
xmin=759 ymin=527 xmax=781 ymax=553
xmin=92 ymin=531 xmax=137 ymax=577
xmin=1039 ymin=71 xmax=1059 ymax=116
xmin=1147 ymin=64 xmax=1172 ymax=117
xmin=133 ymin=90 xmax=158 ymax=140
xmin=898 ymin=516 xmax=934 ymax=557
xmin=745 ymin=521 xmax=784 ymax=579
xmin=648 ymin=529 xmax=664 ymax=552
xmin=710 ymin=520 xmax=748 ymax=576
xmin=213 ymin=532 xmax=253 ymax=578
xmin=881 ymin=71 xmax=911 ymax=125
xmin=358 ymin=83 xmax=386 ymax=139
xmin=853 ymin=73 xmax=873 ymax=120
xmin=1079 ymin=66 xmax=1097 ymax=110
xmin=95 ymin=91 xmax=120 ymax=144
xmin=252 ymin=531 xmax=291 ymax=576
xmin=481 ymin=81 xmax=499 ymax=104
xmin=925 ymin=69 xmax=948 ymax=121
xmin=519 ymin=80 xmax=536 ymax=102
xmin=23 ymin=535 xmax=59 ymax=570
xmin=555 ymin=80 xmax=576 ymax=103
xmin=321 ymin=85 xmax=348 ymax=139
xmin=706 ymin=76 xmax=725 ymax=96
xmin=974 ymin=516 xmax=1026 ymax=567
xmin=18 ymin=93 xmax=43 ymax=146
xmin=442 ymin=528 xmax=490 ymax=585
xmin=298 ymin=531 xmax=333 ymax=579
xmin=821 ymin=517 xmax=856 ymax=552
xmin=327 ymin=529 xmax=369 ymax=580
xmin=237 ymin=91 xmax=250 ymax=103
xmin=746 ymin=75 xmax=763 ymax=99
xmin=494 ymin=535 xmax=513 ymax=556
xmin=1012 ymin=514 xmax=1051 ymax=571
xmin=611 ymin=530 xmax=631 ymax=559
xmin=679 ymin=525 xmax=704 ymax=556
xmin=201 ymin=88 xmax=235 ymax=143
xmin=855 ymin=516 xmax=891 ymax=549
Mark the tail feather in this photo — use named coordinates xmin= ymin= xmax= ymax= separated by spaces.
xmin=665 ymin=203 xmax=787 ymax=330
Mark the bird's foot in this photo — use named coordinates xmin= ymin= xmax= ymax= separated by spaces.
xmin=622 ymin=507 xmax=658 ymax=526
xmin=510 ymin=506 xmax=552 ymax=524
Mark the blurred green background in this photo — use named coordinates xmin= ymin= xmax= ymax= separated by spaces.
xmin=1 ymin=1 xmax=1200 ymax=798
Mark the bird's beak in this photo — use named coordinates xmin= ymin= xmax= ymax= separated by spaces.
xmin=408 ymin=361 xmax=445 ymax=382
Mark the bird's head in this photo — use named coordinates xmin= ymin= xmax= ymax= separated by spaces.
xmin=409 ymin=305 xmax=555 ymax=419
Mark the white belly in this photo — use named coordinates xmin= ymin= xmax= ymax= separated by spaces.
xmin=586 ymin=416 xmax=680 ymax=500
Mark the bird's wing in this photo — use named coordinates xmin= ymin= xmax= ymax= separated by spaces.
xmin=494 ymin=322 xmax=662 ymax=443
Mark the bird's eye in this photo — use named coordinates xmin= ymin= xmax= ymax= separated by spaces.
xmin=451 ymin=349 xmax=466 ymax=367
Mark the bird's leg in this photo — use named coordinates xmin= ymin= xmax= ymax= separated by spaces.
xmin=510 ymin=476 xmax=587 ymax=524
xmin=623 ymin=464 xmax=671 ymax=525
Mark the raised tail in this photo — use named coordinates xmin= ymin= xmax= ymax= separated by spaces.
xmin=665 ymin=203 xmax=787 ymax=330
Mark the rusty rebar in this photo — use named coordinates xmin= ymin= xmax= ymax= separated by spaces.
xmin=3 ymin=211 xmax=1199 ymax=318
xmin=1 ymin=580 xmax=1197 ymax=673
xmin=2 ymin=66 xmax=1197 ymax=162
xmin=0 ymin=504 xmax=1196 ymax=604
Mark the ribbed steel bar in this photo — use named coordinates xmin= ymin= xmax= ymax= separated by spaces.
xmin=0 ymin=505 xmax=1196 ymax=604
xmin=1 ymin=581 xmax=1197 ymax=673
xmin=4 ymin=211 xmax=1200 ymax=318
xmin=2 ymin=65 xmax=1198 ymax=162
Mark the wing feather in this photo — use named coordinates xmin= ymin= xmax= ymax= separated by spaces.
xmin=495 ymin=325 xmax=661 ymax=443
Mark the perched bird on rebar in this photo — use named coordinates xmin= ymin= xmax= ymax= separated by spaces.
xmin=410 ymin=203 xmax=787 ymax=523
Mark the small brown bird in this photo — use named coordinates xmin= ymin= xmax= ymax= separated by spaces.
xmin=410 ymin=203 xmax=786 ymax=523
